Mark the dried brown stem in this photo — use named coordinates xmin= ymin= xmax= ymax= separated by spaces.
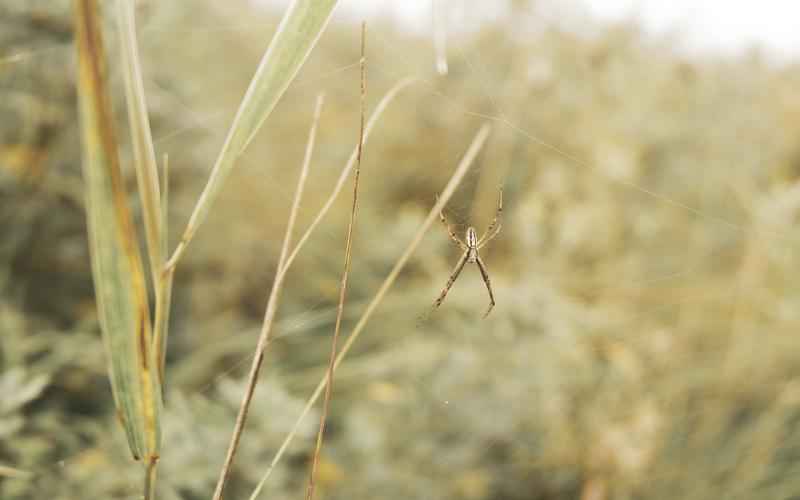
xmin=211 ymin=94 xmax=325 ymax=500
xmin=305 ymin=22 xmax=366 ymax=500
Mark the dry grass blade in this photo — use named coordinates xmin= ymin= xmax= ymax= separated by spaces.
xmin=305 ymin=22 xmax=366 ymax=500
xmin=278 ymin=77 xmax=416 ymax=280
xmin=249 ymin=124 xmax=492 ymax=500
xmin=153 ymin=153 xmax=172 ymax=382
xmin=117 ymin=0 xmax=174 ymax=389
xmin=166 ymin=0 xmax=339 ymax=270
xmin=73 ymin=0 xmax=162 ymax=487
xmin=152 ymin=269 xmax=173 ymax=388
xmin=211 ymin=94 xmax=326 ymax=500
xmin=116 ymin=0 xmax=162 ymax=282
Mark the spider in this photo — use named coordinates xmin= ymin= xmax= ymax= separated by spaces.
xmin=432 ymin=188 xmax=503 ymax=318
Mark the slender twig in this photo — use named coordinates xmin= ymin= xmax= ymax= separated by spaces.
xmin=211 ymin=94 xmax=325 ymax=500
xmin=305 ymin=22 xmax=366 ymax=500
xmin=248 ymin=124 xmax=491 ymax=500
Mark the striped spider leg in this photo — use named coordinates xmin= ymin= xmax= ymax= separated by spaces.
xmin=432 ymin=188 xmax=503 ymax=317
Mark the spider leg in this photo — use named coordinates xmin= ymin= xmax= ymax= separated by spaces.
xmin=475 ymin=256 xmax=495 ymax=318
xmin=478 ymin=187 xmax=503 ymax=249
xmin=433 ymin=251 xmax=469 ymax=310
xmin=437 ymin=195 xmax=467 ymax=250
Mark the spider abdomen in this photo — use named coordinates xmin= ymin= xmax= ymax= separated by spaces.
xmin=466 ymin=227 xmax=478 ymax=262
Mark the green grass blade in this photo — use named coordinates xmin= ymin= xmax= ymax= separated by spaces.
xmin=73 ymin=0 xmax=162 ymax=464
xmin=167 ymin=0 xmax=339 ymax=269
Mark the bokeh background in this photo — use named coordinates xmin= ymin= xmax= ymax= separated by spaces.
xmin=4 ymin=1 xmax=800 ymax=499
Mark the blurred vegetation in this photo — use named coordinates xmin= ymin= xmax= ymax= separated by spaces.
xmin=4 ymin=1 xmax=800 ymax=499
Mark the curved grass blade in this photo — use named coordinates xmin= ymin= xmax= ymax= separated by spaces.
xmin=73 ymin=0 xmax=162 ymax=466
xmin=167 ymin=0 xmax=339 ymax=270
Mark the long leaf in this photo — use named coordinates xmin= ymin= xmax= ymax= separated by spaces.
xmin=167 ymin=0 xmax=339 ymax=269
xmin=116 ymin=0 xmax=162 ymax=284
xmin=73 ymin=0 xmax=161 ymax=464
xmin=116 ymin=0 xmax=174 ymax=391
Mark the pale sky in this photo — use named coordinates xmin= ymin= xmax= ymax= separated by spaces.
xmin=586 ymin=0 xmax=800 ymax=58
xmin=257 ymin=1 xmax=800 ymax=60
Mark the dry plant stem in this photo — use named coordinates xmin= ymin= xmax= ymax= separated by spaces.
xmin=279 ymin=78 xmax=416 ymax=279
xmin=305 ymin=23 xmax=366 ymax=500
xmin=144 ymin=459 xmax=157 ymax=500
xmin=211 ymin=94 xmax=325 ymax=500
xmin=160 ymin=153 xmax=170 ymax=258
xmin=153 ymin=268 xmax=174 ymax=385
xmin=249 ymin=123 xmax=491 ymax=500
